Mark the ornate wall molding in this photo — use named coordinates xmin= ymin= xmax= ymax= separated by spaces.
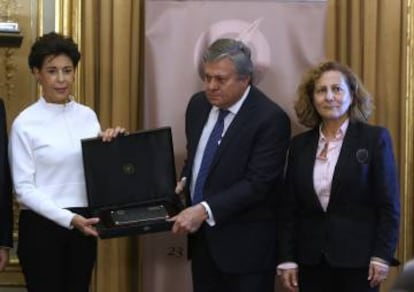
xmin=0 ymin=0 xmax=21 ymax=101
xmin=0 ymin=0 xmax=20 ymax=22
xmin=0 ymin=48 xmax=16 ymax=100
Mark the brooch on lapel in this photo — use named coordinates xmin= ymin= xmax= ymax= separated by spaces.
xmin=356 ymin=148 xmax=369 ymax=164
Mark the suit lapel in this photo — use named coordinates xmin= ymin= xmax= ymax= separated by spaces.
xmin=193 ymin=105 xmax=211 ymax=147
xmin=328 ymin=122 xmax=359 ymax=210
xmin=188 ymin=98 xmax=211 ymax=169
xmin=303 ymin=130 xmax=325 ymax=210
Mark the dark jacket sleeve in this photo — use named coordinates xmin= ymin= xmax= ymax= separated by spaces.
xmin=371 ymin=127 xmax=400 ymax=263
xmin=0 ymin=99 xmax=13 ymax=247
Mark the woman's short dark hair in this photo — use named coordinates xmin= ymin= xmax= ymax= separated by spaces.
xmin=28 ymin=32 xmax=81 ymax=71
xmin=295 ymin=60 xmax=373 ymax=128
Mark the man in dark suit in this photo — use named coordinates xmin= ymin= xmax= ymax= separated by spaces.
xmin=171 ymin=38 xmax=291 ymax=292
xmin=0 ymin=98 xmax=13 ymax=271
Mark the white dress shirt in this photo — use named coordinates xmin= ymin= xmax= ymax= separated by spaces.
xmin=313 ymin=120 xmax=348 ymax=211
xmin=190 ymin=86 xmax=251 ymax=226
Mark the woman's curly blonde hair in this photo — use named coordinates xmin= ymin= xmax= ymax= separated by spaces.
xmin=295 ymin=61 xmax=373 ymax=128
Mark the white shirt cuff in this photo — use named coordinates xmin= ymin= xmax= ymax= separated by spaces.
xmin=370 ymin=257 xmax=389 ymax=269
xmin=200 ymin=201 xmax=215 ymax=226
xmin=277 ymin=262 xmax=298 ymax=275
xmin=277 ymin=262 xmax=298 ymax=270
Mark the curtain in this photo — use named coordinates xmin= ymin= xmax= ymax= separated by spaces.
xmin=82 ymin=1 xmax=142 ymax=291
xmin=326 ymin=0 xmax=403 ymax=148
xmin=326 ymin=1 xmax=413 ymax=291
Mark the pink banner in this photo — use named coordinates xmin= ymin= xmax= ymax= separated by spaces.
xmin=143 ymin=1 xmax=327 ymax=291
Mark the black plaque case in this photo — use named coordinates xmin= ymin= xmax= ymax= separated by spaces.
xmin=81 ymin=127 xmax=183 ymax=239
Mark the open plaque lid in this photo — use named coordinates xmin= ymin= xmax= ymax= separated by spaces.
xmin=81 ymin=127 xmax=183 ymax=238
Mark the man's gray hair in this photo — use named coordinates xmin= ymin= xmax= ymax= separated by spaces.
xmin=201 ymin=38 xmax=254 ymax=81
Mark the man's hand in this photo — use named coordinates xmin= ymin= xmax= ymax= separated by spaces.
xmin=71 ymin=215 xmax=100 ymax=237
xmin=368 ymin=261 xmax=389 ymax=287
xmin=280 ymin=268 xmax=299 ymax=292
xmin=0 ymin=248 xmax=9 ymax=271
xmin=170 ymin=204 xmax=208 ymax=235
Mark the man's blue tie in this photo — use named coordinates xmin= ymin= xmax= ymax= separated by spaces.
xmin=192 ymin=109 xmax=229 ymax=205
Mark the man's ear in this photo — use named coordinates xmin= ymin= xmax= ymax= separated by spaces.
xmin=241 ymin=75 xmax=251 ymax=86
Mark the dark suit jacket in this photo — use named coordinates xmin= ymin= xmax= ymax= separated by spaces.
xmin=0 ymin=99 xmax=13 ymax=248
xmin=182 ymin=86 xmax=290 ymax=273
xmin=278 ymin=121 xmax=400 ymax=268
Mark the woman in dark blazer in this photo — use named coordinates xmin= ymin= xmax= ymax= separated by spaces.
xmin=278 ymin=61 xmax=400 ymax=292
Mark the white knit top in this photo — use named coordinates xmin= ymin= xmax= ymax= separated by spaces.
xmin=9 ymin=97 xmax=101 ymax=228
